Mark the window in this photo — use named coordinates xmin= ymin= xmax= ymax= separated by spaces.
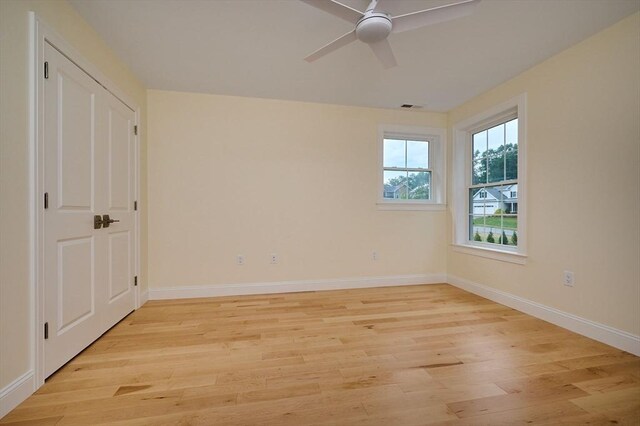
xmin=383 ymin=138 xmax=430 ymax=200
xmin=378 ymin=125 xmax=446 ymax=210
xmin=470 ymin=118 xmax=518 ymax=247
xmin=452 ymin=94 xmax=526 ymax=263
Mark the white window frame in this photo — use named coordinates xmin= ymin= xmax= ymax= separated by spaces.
xmin=377 ymin=125 xmax=446 ymax=211
xmin=452 ymin=94 xmax=527 ymax=264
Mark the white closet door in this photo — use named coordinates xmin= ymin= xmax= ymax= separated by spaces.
xmin=43 ymin=43 xmax=135 ymax=377
xmin=102 ymin=85 xmax=136 ymax=329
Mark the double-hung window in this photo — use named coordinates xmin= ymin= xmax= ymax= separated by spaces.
xmin=470 ymin=117 xmax=519 ymax=246
xmin=452 ymin=94 xmax=527 ymax=263
xmin=378 ymin=125 xmax=446 ymax=210
xmin=383 ymin=137 xmax=430 ymax=200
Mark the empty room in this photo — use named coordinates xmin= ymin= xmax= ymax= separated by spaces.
xmin=1 ymin=0 xmax=639 ymax=424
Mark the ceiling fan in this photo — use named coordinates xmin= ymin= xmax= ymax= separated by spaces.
xmin=301 ymin=0 xmax=480 ymax=68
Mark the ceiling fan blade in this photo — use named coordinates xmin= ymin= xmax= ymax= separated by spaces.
xmin=304 ymin=30 xmax=358 ymax=63
xmin=369 ymin=38 xmax=397 ymax=69
xmin=300 ymin=0 xmax=363 ymax=24
xmin=391 ymin=0 xmax=480 ymax=34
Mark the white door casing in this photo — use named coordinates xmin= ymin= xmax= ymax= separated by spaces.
xmin=43 ymin=42 xmax=136 ymax=377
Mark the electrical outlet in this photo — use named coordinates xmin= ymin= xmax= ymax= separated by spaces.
xmin=372 ymin=251 xmax=378 ymax=261
xmin=270 ymin=253 xmax=278 ymax=264
xmin=563 ymin=270 xmax=574 ymax=287
xmin=237 ymin=255 xmax=245 ymax=265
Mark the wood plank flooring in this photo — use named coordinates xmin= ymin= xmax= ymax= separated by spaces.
xmin=2 ymin=284 xmax=639 ymax=425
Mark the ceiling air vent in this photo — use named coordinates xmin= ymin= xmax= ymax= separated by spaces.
xmin=400 ymin=104 xmax=423 ymax=109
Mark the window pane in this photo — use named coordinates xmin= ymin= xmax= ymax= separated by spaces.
xmin=498 ymin=184 xmax=518 ymax=214
xmin=480 ymin=187 xmax=500 ymax=215
xmin=487 ymin=151 xmax=504 ymax=183
xmin=383 ymin=139 xmax=405 ymax=168
xmin=472 ymin=159 xmax=486 ymax=185
xmin=383 ymin=170 xmax=407 ymax=199
xmin=470 ymin=215 xmax=488 ymax=242
xmin=475 ymin=218 xmax=501 ymax=244
xmin=406 ymin=140 xmax=428 ymax=169
xmin=505 ymin=119 xmax=518 ymax=145
xmin=472 ymin=130 xmax=487 ymax=184
xmin=408 ymin=171 xmax=431 ymax=200
xmin=469 ymin=187 xmax=485 ymax=215
xmin=505 ymin=119 xmax=518 ymax=180
xmin=487 ymin=123 xmax=504 ymax=151
xmin=503 ymin=215 xmax=518 ymax=246
xmin=492 ymin=185 xmax=506 ymax=215
xmin=487 ymin=124 xmax=505 ymax=183
xmin=472 ymin=130 xmax=487 ymax=162
xmin=502 ymin=214 xmax=518 ymax=230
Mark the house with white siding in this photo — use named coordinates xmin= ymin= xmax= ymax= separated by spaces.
xmin=472 ymin=184 xmax=518 ymax=215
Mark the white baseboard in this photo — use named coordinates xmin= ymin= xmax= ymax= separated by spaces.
xmin=148 ymin=274 xmax=445 ymax=300
xmin=0 ymin=370 xmax=35 ymax=419
xmin=139 ymin=289 xmax=149 ymax=306
xmin=447 ymin=274 xmax=640 ymax=356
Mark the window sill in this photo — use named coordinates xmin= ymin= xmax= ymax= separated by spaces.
xmin=451 ymin=243 xmax=527 ymax=264
xmin=377 ymin=202 xmax=446 ymax=211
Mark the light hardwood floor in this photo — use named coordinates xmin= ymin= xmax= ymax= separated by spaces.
xmin=2 ymin=284 xmax=639 ymax=425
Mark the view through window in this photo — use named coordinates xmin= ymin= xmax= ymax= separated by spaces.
xmin=382 ymin=138 xmax=430 ymax=200
xmin=469 ymin=118 xmax=518 ymax=246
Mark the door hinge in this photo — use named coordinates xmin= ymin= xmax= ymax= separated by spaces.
xmin=134 ymin=200 xmax=138 ymax=211
xmin=44 ymin=322 xmax=49 ymax=339
xmin=44 ymin=61 xmax=49 ymax=79
xmin=134 ymin=125 xmax=138 ymax=135
xmin=44 ymin=192 xmax=49 ymax=209
xmin=134 ymin=276 xmax=138 ymax=286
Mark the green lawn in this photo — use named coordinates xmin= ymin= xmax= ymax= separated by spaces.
xmin=473 ymin=216 xmax=518 ymax=229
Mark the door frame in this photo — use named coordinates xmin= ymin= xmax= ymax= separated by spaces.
xmin=29 ymin=13 xmax=142 ymax=388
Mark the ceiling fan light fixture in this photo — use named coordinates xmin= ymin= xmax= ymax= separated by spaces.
xmin=355 ymin=12 xmax=392 ymax=44
xmin=302 ymin=0 xmax=481 ymax=67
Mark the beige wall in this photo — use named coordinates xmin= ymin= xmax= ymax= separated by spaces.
xmin=447 ymin=13 xmax=640 ymax=335
xmin=0 ymin=0 xmax=147 ymax=389
xmin=148 ymin=90 xmax=447 ymax=288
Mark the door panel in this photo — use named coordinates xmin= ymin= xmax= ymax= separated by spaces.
xmin=43 ymin=42 xmax=136 ymax=377
xmin=57 ymin=69 xmax=95 ymax=210
xmin=107 ymin=105 xmax=131 ymax=211
xmin=57 ymin=237 xmax=94 ymax=332
xmin=108 ymin=231 xmax=131 ymax=301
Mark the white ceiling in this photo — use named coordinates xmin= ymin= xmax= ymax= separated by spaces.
xmin=69 ymin=0 xmax=639 ymax=112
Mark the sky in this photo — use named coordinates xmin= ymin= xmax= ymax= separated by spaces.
xmin=473 ymin=118 xmax=518 ymax=157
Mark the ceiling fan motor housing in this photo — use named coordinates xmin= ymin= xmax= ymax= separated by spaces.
xmin=355 ymin=12 xmax=392 ymax=44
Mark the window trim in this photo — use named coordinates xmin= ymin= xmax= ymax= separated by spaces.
xmin=452 ymin=94 xmax=527 ymax=262
xmin=377 ymin=124 xmax=446 ymax=211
